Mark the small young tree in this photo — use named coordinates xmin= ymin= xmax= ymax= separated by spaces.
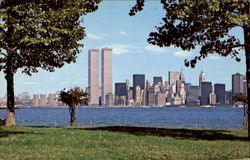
xmin=233 ymin=93 xmax=248 ymax=129
xmin=58 ymin=87 xmax=88 ymax=126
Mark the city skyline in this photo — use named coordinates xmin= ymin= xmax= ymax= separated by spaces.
xmin=0 ymin=1 xmax=246 ymax=97
xmin=0 ymin=71 xmax=245 ymax=107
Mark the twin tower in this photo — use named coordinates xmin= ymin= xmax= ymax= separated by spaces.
xmin=88 ymin=48 xmax=112 ymax=106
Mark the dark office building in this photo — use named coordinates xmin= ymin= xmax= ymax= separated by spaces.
xmin=153 ymin=77 xmax=163 ymax=85
xmin=214 ymin=84 xmax=226 ymax=104
xmin=147 ymin=87 xmax=156 ymax=106
xmin=186 ymin=85 xmax=201 ymax=105
xmin=115 ymin=83 xmax=127 ymax=97
xmin=243 ymin=80 xmax=247 ymax=95
xmin=133 ymin=74 xmax=145 ymax=99
xmin=226 ymin=91 xmax=233 ymax=105
xmin=200 ymin=82 xmax=212 ymax=105
xmin=232 ymin=73 xmax=246 ymax=95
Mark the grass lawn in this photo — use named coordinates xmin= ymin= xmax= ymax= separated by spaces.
xmin=0 ymin=126 xmax=249 ymax=160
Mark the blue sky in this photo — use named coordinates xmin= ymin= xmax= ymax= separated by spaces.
xmin=0 ymin=1 xmax=246 ymax=97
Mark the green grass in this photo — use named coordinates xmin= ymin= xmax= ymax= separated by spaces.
xmin=0 ymin=126 xmax=249 ymax=160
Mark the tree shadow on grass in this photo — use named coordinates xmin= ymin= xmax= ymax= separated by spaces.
xmin=0 ymin=128 xmax=43 ymax=138
xmin=29 ymin=126 xmax=65 ymax=128
xmin=79 ymin=126 xmax=249 ymax=141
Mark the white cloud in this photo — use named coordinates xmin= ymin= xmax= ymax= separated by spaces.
xmin=173 ymin=50 xmax=194 ymax=57
xmin=86 ymin=33 xmax=105 ymax=40
xmin=101 ymin=44 xmax=137 ymax=55
xmin=119 ymin=30 xmax=127 ymax=36
xmin=144 ymin=45 xmax=167 ymax=53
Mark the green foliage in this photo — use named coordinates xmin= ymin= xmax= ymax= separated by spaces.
xmin=0 ymin=0 xmax=101 ymax=125
xmin=58 ymin=86 xmax=89 ymax=108
xmin=233 ymin=93 xmax=248 ymax=104
xmin=0 ymin=126 xmax=249 ymax=160
xmin=130 ymin=0 xmax=250 ymax=67
xmin=58 ymin=86 xmax=89 ymax=126
xmin=0 ymin=0 xmax=101 ymax=75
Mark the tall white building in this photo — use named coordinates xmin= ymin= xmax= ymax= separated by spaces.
xmin=48 ymin=94 xmax=58 ymax=107
xmin=40 ymin=94 xmax=47 ymax=106
xmin=88 ymin=48 xmax=113 ymax=106
xmin=88 ymin=49 xmax=101 ymax=106
xmin=32 ymin=94 xmax=39 ymax=107
xmin=199 ymin=70 xmax=205 ymax=87
xmin=101 ymin=48 xmax=112 ymax=106
xmin=168 ymin=71 xmax=185 ymax=86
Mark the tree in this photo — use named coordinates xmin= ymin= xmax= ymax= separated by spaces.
xmin=233 ymin=93 xmax=248 ymax=129
xmin=58 ymin=87 xmax=88 ymax=126
xmin=0 ymin=0 xmax=100 ymax=126
xmin=130 ymin=0 xmax=250 ymax=137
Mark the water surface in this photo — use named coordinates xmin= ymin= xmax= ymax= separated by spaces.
xmin=0 ymin=107 xmax=244 ymax=129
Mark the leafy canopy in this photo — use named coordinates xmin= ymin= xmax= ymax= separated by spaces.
xmin=233 ymin=93 xmax=248 ymax=104
xmin=58 ymin=86 xmax=89 ymax=107
xmin=130 ymin=0 xmax=250 ymax=67
xmin=0 ymin=0 xmax=100 ymax=75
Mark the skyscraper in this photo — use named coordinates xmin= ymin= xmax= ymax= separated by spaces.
xmin=155 ymin=92 xmax=166 ymax=107
xmin=48 ymin=94 xmax=58 ymax=107
xmin=105 ymin=92 xmax=114 ymax=107
xmin=226 ymin=91 xmax=233 ymax=105
xmin=168 ymin=71 xmax=185 ymax=86
xmin=186 ymin=85 xmax=200 ymax=105
xmin=199 ymin=70 xmax=205 ymax=87
xmin=88 ymin=49 xmax=100 ymax=106
xmin=135 ymin=85 xmax=142 ymax=103
xmin=32 ymin=94 xmax=39 ymax=107
xmin=40 ymin=94 xmax=47 ymax=106
xmin=115 ymin=83 xmax=127 ymax=97
xmin=200 ymin=82 xmax=212 ymax=105
xmin=232 ymin=73 xmax=246 ymax=95
xmin=243 ymin=80 xmax=247 ymax=95
xmin=209 ymin=92 xmax=216 ymax=105
xmin=101 ymin=48 xmax=112 ymax=106
xmin=147 ymin=86 xmax=156 ymax=106
xmin=153 ymin=77 xmax=163 ymax=85
xmin=133 ymin=74 xmax=145 ymax=99
xmin=214 ymin=84 xmax=226 ymax=104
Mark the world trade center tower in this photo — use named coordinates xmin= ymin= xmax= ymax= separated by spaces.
xmin=101 ymin=48 xmax=112 ymax=106
xmin=88 ymin=48 xmax=112 ymax=106
xmin=88 ymin=49 xmax=100 ymax=106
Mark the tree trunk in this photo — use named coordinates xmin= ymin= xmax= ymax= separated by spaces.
xmin=5 ymin=71 xmax=16 ymax=126
xmin=69 ymin=106 xmax=77 ymax=126
xmin=244 ymin=5 xmax=250 ymax=138
xmin=243 ymin=104 xmax=248 ymax=129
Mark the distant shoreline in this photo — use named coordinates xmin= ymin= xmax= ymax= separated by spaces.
xmin=0 ymin=105 xmax=238 ymax=109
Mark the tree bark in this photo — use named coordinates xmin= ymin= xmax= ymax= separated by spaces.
xmin=243 ymin=104 xmax=248 ymax=129
xmin=69 ymin=106 xmax=77 ymax=126
xmin=5 ymin=71 xmax=16 ymax=126
xmin=244 ymin=11 xmax=250 ymax=139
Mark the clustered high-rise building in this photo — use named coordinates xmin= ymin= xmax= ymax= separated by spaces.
xmin=32 ymin=93 xmax=58 ymax=107
xmin=113 ymin=71 xmax=247 ymax=107
xmin=0 ymin=92 xmax=60 ymax=107
xmin=87 ymin=48 xmax=246 ymax=107
xmin=88 ymin=48 xmax=113 ymax=106
xmin=114 ymin=70 xmax=186 ymax=107
xmin=0 ymin=70 xmax=245 ymax=108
